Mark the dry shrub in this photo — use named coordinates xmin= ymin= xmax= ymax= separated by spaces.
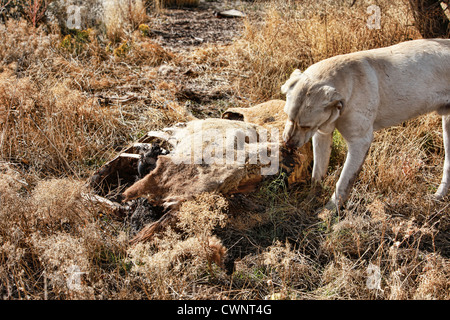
xmin=126 ymin=193 xmax=229 ymax=299
xmin=177 ymin=192 xmax=229 ymax=238
xmin=316 ymin=248 xmax=450 ymax=300
xmin=59 ymin=28 xmax=108 ymax=63
xmin=23 ymin=0 xmax=50 ymax=28
xmin=0 ymin=67 xmax=128 ymax=176
xmin=314 ymin=199 xmax=449 ymax=300
xmin=0 ymin=19 xmax=57 ymax=69
xmin=384 ymin=244 xmax=447 ymax=300
xmin=0 ymin=174 xmax=131 ymax=299
xmin=408 ymin=0 xmax=450 ymax=38
xmin=322 ymin=214 xmax=377 ymax=258
xmin=144 ymin=100 xmax=191 ymax=130
xmin=230 ymin=0 xmax=420 ymax=101
xmin=359 ymin=114 xmax=443 ymax=197
xmin=0 ymin=21 xmax=126 ymax=176
xmin=31 ymin=232 xmax=94 ymax=298
xmin=103 ymin=0 xmax=147 ymax=42
xmin=413 ymin=255 xmax=450 ymax=299
xmin=0 ymin=176 xmax=84 ymax=298
xmin=31 ymin=179 xmax=89 ymax=231
xmin=127 ymin=235 xmax=212 ymax=298
xmin=113 ymin=35 xmax=174 ymax=65
xmin=262 ymin=241 xmax=320 ymax=296
xmin=29 ymin=220 xmax=129 ymax=299
xmin=230 ymin=240 xmax=321 ymax=300
xmin=177 ymin=193 xmax=228 ymax=269
xmin=0 ymin=162 xmax=28 ymax=194
xmin=318 ymin=255 xmax=371 ymax=299
xmin=131 ymin=38 xmax=173 ymax=65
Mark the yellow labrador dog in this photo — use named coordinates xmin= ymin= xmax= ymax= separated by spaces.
xmin=282 ymin=39 xmax=450 ymax=210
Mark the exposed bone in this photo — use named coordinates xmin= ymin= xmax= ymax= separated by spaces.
xmin=81 ymin=193 xmax=129 ymax=218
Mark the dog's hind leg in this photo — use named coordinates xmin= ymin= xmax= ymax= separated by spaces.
xmin=435 ymin=115 xmax=450 ymax=200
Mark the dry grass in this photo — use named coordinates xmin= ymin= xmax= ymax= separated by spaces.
xmin=0 ymin=18 xmax=181 ymax=177
xmin=103 ymin=0 xmax=147 ymax=42
xmin=1 ymin=0 xmax=449 ymax=300
xmin=127 ymin=193 xmax=228 ymax=299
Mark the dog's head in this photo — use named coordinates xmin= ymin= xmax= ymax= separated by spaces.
xmin=281 ymin=69 xmax=344 ymax=148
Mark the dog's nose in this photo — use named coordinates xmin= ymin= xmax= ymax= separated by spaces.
xmin=283 ymin=138 xmax=295 ymax=149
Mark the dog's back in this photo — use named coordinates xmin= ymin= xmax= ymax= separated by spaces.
xmin=306 ymin=39 xmax=450 ymax=130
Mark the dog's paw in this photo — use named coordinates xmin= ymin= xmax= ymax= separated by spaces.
xmin=431 ymin=192 xmax=445 ymax=202
xmin=433 ymin=183 xmax=449 ymax=201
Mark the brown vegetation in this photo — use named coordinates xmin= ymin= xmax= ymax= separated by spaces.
xmin=408 ymin=0 xmax=450 ymax=38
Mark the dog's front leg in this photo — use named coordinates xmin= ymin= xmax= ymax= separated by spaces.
xmin=327 ymin=132 xmax=373 ymax=209
xmin=312 ymin=130 xmax=333 ymax=184
xmin=435 ymin=115 xmax=450 ymax=199
xmin=306 ymin=131 xmax=333 ymax=204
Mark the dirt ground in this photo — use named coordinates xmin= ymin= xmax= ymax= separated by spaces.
xmin=150 ymin=1 xmax=245 ymax=52
xmin=146 ymin=1 xmax=250 ymax=117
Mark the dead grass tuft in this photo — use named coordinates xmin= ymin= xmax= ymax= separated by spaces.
xmin=103 ymin=0 xmax=147 ymax=42
xmin=123 ymin=193 xmax=230 ymax=298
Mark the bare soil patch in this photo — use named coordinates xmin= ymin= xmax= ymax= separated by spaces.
xmin=150 ymin=1 xmax=244 ymax=53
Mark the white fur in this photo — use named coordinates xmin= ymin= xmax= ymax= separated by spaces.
xmin=282 ymin=39 xmax=450 ymax=208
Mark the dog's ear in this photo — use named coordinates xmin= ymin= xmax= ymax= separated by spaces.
xmin=319 ymin=106 xmax=341 ymax=134
xmin=290 ymin=69 xmax=302 ymax=78
xmin=281 ymin=69 xmax=303 ymax=94
xmin=320 ymin=98 xmax=344 ymax=133
xmin=320 ymin=86 xmax=344 ymax=131
xmin=323 ymin=86 xmax=344 ymax=112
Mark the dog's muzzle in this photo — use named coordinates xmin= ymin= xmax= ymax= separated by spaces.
xmin=283 ymin=119 xmax=296 ymax=146
xmin=283 ymin=124 xmax=314 ymax=149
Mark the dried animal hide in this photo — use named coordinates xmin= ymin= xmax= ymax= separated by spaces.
xmin=121 ymin=118 xmax=280 ymax=205
xmin=91 ymin=100 xmax=313 ymax=243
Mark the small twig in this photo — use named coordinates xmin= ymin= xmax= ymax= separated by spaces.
xmin=25 ymin=0 xmax=49 ymax=28
xmin=0 ymin=0 xmax=12 ymax=14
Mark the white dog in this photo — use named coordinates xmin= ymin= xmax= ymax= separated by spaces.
xmin=282 ymin=39 xmax=450 ymax=209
